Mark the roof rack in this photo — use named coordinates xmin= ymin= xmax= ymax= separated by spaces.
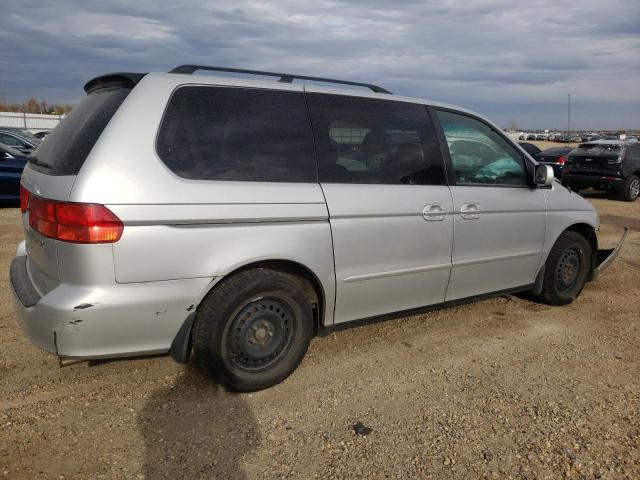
xmin=168 ymin=65 xmax=392 ymax=94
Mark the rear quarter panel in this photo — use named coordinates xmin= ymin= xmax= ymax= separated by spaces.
xmin=69 ymin=74 xmax=337 ymax=326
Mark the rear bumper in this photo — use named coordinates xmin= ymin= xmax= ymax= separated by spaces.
xmin=593 ymin=227 xmax=628 ymax=280
xmin=10 ymin=254 xmax=214 ymax=360
xmin=562 ymin=174 xmax=624 ymax=190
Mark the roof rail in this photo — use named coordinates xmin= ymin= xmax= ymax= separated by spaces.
xmin=168 ymin=65 xmax=392 ymax=94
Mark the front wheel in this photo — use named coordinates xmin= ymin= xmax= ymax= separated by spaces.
xmin=621 ymin=175 xmax=639 ymax=202
xmin=539 ymin=231 xmax=592 ymax=306
xmin=192 ymin=269 xmax=313 ymax=391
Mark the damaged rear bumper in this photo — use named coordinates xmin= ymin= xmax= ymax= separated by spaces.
xmin=593 ymin=227 xmax=628 ymax=280
xmin=10 ymin=254 xmax=213 ymax=361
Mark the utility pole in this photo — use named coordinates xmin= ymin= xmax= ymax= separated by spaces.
xmin=567 ymin=94 xmax=571 ymax=141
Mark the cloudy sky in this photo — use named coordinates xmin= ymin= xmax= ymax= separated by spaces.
xmin=2 ymin=0 xmax=639 ymax=130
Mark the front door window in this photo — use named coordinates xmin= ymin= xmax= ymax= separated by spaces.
xmin=436 ymin=111 xmax=528 ymax=186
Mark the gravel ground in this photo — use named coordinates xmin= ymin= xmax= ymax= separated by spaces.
xmin=1 ymin=192 xmax=638 ymax=479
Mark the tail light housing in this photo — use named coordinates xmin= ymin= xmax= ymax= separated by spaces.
xmin=23 ymin=190 xmax=123 ymax=244
xmin=20 ymin=185 xmax=30 ymax=213
xmin=556 ymin=156 xmax=567 ymax=165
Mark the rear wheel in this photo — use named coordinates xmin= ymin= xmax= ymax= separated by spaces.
xmin=621 ymin=175 xmax=639 ymax=202
xmin=539 ymin=231 xmax=591 ymax=306
xmin=193 ymin=269 xmax=313 ymax=391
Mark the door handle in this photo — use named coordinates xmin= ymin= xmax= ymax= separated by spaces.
xmin=422 ymin=204 xmax=447 ymax=221
xmin=460 ymin=203 xmax=481 ymax=220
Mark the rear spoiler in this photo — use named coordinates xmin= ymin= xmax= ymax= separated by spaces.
xmin=83 ymin=73 xmax=147 ymax=94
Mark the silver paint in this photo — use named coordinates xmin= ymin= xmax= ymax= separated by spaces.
xmin=12 ymin=71 xmax=601 ymax=361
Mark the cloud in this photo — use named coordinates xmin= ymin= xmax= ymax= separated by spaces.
xmin=1 ymin=0 xmax=638 ymax=129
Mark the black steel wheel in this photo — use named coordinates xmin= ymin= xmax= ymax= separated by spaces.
xmin=539 ymin=231 xmax=591 ymax=305
xmin=224 ymin=297 xmax=295 ymax=371
xmin=193 ymin=269 xmax=313 ymax=391
xmin=554 ymin=247 xmax=581 ymax=293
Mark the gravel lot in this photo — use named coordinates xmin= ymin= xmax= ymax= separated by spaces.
xmin=1 ymin=193 xmax=638 ymax=479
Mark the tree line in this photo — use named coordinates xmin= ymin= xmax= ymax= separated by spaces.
xmin=0 ymin=97 xmax=72 ymax=115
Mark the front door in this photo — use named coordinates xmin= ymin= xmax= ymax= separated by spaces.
xmin=434 ymin=109 xmax=546 ymax=301
xmin=306 ymin=91 xmax=454 ymax=324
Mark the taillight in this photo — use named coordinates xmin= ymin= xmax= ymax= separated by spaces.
xmin=556 ymin=156 xmax=566 ymax=165
xmin=20 ymin=185 xmax=30 ymax=213
xmin=27 ymin=194 xmax=123 ymax=244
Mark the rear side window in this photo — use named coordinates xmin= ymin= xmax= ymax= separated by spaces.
xmin=156 ymin=86 xmax=317 ymax=183
xmin=29 ymin=87 xmax=131 ymax=175
xmin=306 ymin=93 xmax=446 ymax=185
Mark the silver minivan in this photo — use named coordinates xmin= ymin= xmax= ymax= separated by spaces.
xmin=10 ymin=66 xmax=626 ymax=391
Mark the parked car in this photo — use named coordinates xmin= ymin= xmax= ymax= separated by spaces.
xmin=0 ymin=129 xmax=40 ymax=154
xmin=562 ymin=140 xmax=640 ymax=201
xmin=526 ymin=134 xmax=537 ymax=140
xmin=518 ymin=142 xmax=541 ymax=156
xmin=0 ymin=143 xmax=28 ymax=202
xmin=0 ymin=127 xmax=40 ymax=142
xmin=536 ymin=134 xmax=548 ymax=141
xmin=555 ymin=135 xmax=573 ymax=143
xmin=10 ymin=66 xmax=626 ymax=391
xmin=534 ymin=146 xmax=574 ymax=178
xmin=33 ymin=131 xmax=50 ymax=140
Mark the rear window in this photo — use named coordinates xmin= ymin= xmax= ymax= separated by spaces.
xmin=574 ymin=143 xmax=622 ymax=155
xmin=156 ymin=86 xmax=317 ymax=183
xmin=29 ymin=87 xmax=131 ymax=175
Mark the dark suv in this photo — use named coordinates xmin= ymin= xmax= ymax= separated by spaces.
xmin=562 ymin=140 xmax=640 ymax=201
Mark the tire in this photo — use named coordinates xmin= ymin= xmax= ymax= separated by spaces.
xmin=539 ymin=231 xmax=592 ymax=306
xmin=621 ymin=175 xmax=639 ymax=202
xmin=193 ymin=269 xmax=313 ymax=391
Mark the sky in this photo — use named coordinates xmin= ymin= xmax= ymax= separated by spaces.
xmin=1 ymin=0 xmax=639 ymax=130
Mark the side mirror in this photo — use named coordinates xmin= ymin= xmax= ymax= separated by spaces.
xmin=534 ymin=164 xmax=554 ymax=187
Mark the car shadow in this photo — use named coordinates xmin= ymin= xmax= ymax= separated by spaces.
xmin=138 ymin=365 xmax=258 ymax=479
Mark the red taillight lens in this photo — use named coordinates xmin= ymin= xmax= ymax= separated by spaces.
xmin=56 ymin=203 xmax=123 ymax=243
xmin=556 ymin=156 xmax=566 ymax=165
xmin=28 ymin=195 xmax=57 ymax=238
xmin=20 ymin=185 xmax=30 ymax=213
xmin=27 ymin=194 xmax=123 ymax=244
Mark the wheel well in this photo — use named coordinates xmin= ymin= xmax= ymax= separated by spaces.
xmin=565 ymin=223 xmax=598 ymax=275
xmin=219 ymin=260 xmax=325 ymax=333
